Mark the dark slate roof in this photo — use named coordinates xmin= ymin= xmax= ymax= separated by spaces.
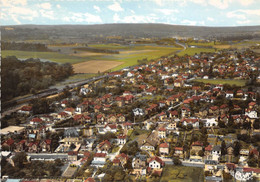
xmin=64 ymin=128 xmax=79 ymax=137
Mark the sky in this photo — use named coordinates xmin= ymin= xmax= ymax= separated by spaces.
xmin=1 ymin=0 xmax=260 ymax=27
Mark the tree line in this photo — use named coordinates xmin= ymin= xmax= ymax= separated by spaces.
xmin=1 ymin=56 xmax=74 ymax=102
xmin=2 ymin=41 xmax=52 ymax=52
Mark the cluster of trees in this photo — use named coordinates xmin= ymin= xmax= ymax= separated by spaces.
xmin=2 ymin=56 xmax=74 ymax=102
xmin=74 ymin=47 xmax=119 ymax=54
xmin=1 ymin=152 xmax=63 ymax=178
xmin=2 ymin=42 xmax=51 ymax=52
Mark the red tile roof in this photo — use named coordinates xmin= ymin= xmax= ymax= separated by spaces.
xmin=159 ymin=143 xmax=169 ymax=148
xmin=175 ymin=147 xmax=183 ymax=151
xmin=20 ymin=105 xmax=32 ymax=111
xmin=94 ymin=153 xmax=107 ymax=158
xmin=205 ymin=145 xmax=212 ymax=151
xmin=148 ymin=156 xmax=164 ymax=165
xmin=31 ymin=118 xmax=42 ymax=122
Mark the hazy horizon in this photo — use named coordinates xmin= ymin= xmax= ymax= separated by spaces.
xmin=1 ymin=0 xmax=260 ymax=27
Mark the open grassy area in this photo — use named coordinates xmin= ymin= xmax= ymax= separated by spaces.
xmin=3 ymin=44 xmax=182 ymax=72
xmin=160 ymin=165 xmax=204 ymax=182
xmin=2 ymin=50 xmax=85 ymax=64
xmin=194 ymin=79 xmax=247 ymax=86
xmin=177 ymin=47 xmax=216 ymax=56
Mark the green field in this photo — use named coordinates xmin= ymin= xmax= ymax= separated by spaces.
xmin=1 ymin=50 xmax=87 ymax=64
xmin=2 ymin=44 xmax=181 ymax=72
xmin=160 ymin=165 xmax=204 ymax=182
xmin=177 ymin=47 xmax=217 ymax=56
xmin=194 ymin=79 xmax=247 ymax=86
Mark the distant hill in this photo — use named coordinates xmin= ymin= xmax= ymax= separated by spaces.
xmin=1 ymin=23 xmax=260 ymax=42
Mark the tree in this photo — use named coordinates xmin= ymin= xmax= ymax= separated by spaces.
xmin=233 ymin=141 xmax=241 ymax=157
xmin=190 ymin=150 xmax=196 ymax=156
xmin=221 ymin=141 xmax=227 ymax=156
xmin=13 ymin=152 xmax=28 ymax=169
xmin=198 ymin=150 xmax=204 ymax=157
xmin=173 ymin=157 xmax=182 ymax=165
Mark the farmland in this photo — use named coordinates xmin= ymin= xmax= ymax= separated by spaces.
xmin=73 ymin=60 xmax=123 ymax=73
xmin=194 ymin=79 xmax=247 ymax=86
xmin=2 ymin=44 xmax=182 ymax=73
xmin=177 ymin=47 xmax=217 ymax=56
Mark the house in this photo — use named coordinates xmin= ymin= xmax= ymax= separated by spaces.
xmin=58 ymin=112 xmax=70 ymax=119
xmin=140 ymin=139 xmax=158 ymax=151
xmin=15 ymin=140 xmax=27 ymax=152
xmin=30 ymin=118 xmax=43 ymax=125
xmin=181 ymin=107 xmax=191 ymax=118
xmin=104 ymin=124 xmax=117 ymax=133
xmin=113 ymin=153 xmax=129 ymax=167
xmin=97 ymin=140 xmax=111 ymax=153
xmin=203 ymin=118 xmax=218 ymax=127
xmin=159 ymin=143 xmax=169 ymax=156
xmin=27 ymin=142 xmax=39 ymax=153
xmin=68 ymin=151 xmax=78 ymax=161
xmin=91 ymin=153 xmax=107 ymax=167
xmin=84 ymin=177 xmax=95 ymax=182
xmin=18 ymin=105 xmax=32 ymax=115
xmin=116 ymin=96 xmax=125 ymax=107
xmin=181 ymin=118 xmax=200 ymax=128
xmin=123 ymin=122 xmax=133 ymax=129
xmin=174 ymin=147 xmax=183 ymax=158
xmin=64 ymin=108 xmax=75 ymax=115
xmin=132 ymin=154 xmax=147 ymax=176
xmin=117 ymin=114 xmax=126 ymax=123
xmin=96 ymin=114 xmax=105 ymax=124
xmin=205 ymin=145 xmax=213 ymax=156
xmin=209 ymin=106 xmax=219 ymax=116
xmin=226 ymin=91 xmax=234 ymax=98
xmin=158 ymin=128 xmax=166 ymax=138
xmin=148 ymin=156 xmax=164 ymax=169
xmin=212 ymin=145 xmax=221 ymax=156
xmin=117 ymin=135 xmax=126 ymax=145
xmin=2 ymin=138 xmax=15 ymax=151
xmin=40 ymin=139 xmax=51 ymax=152
xmin=107 ymin=115 xmax=117 ymax=123
xmin=191 ymin=141 xmax=203 ymax=155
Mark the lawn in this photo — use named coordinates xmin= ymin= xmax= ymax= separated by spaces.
xmin=160 ymin=165 xmax=204 ymax=182
xmin=194 ymin=79 xmax=247 ymax=86
xmin=177 ymin=47 xmax=216 ymax=56
xmin=112 ymin=146 xmax=120 ymax=153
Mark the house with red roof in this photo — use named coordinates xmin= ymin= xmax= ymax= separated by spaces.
xmin=117 ymin=135 xmax=127 ymax=145
xmin=15 ymin=140 xmax=27 ymax=152
xmin=148 ymin=156 xmax=164 ymax=169
xmin=104 ymin=124 xmax=117 ymax=133
xmin=159 ymin=143 xmax=169 ymax=156
xmin=113 ymin=153 xmax=129 ymax=167
xmin=40 ymin=139 xmax=51 ymax=152
xmin=2 ymin=138 xmax=15 ymax=151
xmin=27 ymin=141 xmax=39 ymax=153
xmin=18 ymin=105 xmax=32 ymax=115
xmin=91 ymin=153 xmax=107 ymax=167
xmin=57 ymin=112 xmax=70 ymax=119
xmin=158 ymin=128 xmax=166 ymax=138
xmin=191 ymin=141 xmax=204 ymax=155
xmin=64 ymin=107 xmax=75 ymax=115
xmin=97 ymin=140 xmax=111 ymax=153
xmin=30 ymin=118 xmax=43 ymax=125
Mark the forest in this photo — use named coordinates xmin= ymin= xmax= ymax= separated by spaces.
xmin=1 ymin=56 xmax=74 ymax=102
xmin=2 ymin=41 xmax=52 ymax=52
